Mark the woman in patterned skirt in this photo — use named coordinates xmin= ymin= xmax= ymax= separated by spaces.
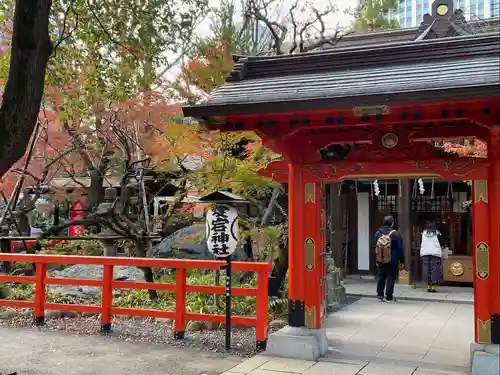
xmin=420 ymin=221 xmax=445 ymax=293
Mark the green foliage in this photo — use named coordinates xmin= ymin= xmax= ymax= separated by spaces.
xmin=349 ymin=0 xmax=400 ymax=32
xmin=2 ymin=282 xmax=34 ymax=300
xmin=39 ymin=240 xmax=104 ymax=257
xmin=1 ymin=0 xmax=209 ymax=119
xmin=2 ymin=269 xmax=287 ymax=319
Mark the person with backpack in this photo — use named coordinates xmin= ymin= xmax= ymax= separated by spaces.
xmin=374 ymin=216 xmax=405 ymax=302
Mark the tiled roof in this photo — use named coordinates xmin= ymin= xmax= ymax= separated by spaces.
xmin=208 ymin=56 xmax=498 ymax=105
xmin=183 ymin=33 xmax=500 ymax=117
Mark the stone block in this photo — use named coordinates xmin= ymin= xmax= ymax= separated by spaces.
xmin=472 ymin=351 xmax=500 ymax=375
xmin=264 ymin=326 xmax=328 ymax=361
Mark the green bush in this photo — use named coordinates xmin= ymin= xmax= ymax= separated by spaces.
xmin=2 ymin=269 xmax=287 ymax=320
xmin=40 ymin=240 xmax=104 ymax=256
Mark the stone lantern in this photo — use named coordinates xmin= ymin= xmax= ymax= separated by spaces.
xmin=97 ymin=188 xmax=118 ymax=257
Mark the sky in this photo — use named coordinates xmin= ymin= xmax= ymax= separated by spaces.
xmin=165 ymin=0 xmax=358 ymax=80
xmin=198 ymin=0 xmax=359 ymax=36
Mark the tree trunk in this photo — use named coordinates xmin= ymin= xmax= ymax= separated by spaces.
xmin=0 ymin=0 xmax=53 ymax=178
xmin=262 ymin=186 xmax=289 ymax=293
xmin=135 ymin=240 xmax=158 ymax=300
xmin=87 ymin=167 xmax=106 ymax=212
xmin=271 ymin=236 xmax=289 ymax=295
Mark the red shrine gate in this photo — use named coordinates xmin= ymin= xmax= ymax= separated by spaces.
xmin=184 ymin=0 xmax=500 ymax=355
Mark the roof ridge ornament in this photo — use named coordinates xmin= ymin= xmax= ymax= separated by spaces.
xmin=226 ymin=57 xmax=248 ymax=82
xmin=415 ymin=0 xmax=473 ymax=40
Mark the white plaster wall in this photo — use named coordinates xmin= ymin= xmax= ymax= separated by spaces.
xmin=357 ymin=193 xmax=371 ymax=271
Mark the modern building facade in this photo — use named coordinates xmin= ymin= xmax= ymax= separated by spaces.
xmin=390 ymin=0 xmax=499 ymax=28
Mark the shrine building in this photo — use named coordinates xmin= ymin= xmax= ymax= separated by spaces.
xmin=183 ymin=0 xmax=500 ymax=367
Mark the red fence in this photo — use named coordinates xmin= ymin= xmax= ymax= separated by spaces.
xmin=0 ymin=254 xmax=270 ymax=348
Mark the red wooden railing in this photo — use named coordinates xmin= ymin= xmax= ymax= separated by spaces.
xmin=0 ymin=254 xmax=270 ymax=348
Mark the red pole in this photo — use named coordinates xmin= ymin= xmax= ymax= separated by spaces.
xmin=34 ymin=263 xmax=47 ymax=325
xmin=100 ymin=265 xmax=114 ymax=331
xmin=488 ymin=128 xmax=500 ymax=344
xmin=288 ymin=163 xmax=305 ymax=327
xmin=256 ymin=271 xmax=268 ymax=349
xmin=174 ymin=268 xmax=187 ymax=339
xmin=303 ymin=182 xmax=322 ymax=329
xmin=472 ymin=181 xmax=490 ymax=344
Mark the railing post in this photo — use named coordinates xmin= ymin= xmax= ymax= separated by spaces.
xmin=174 ymin=267 xmax=187 ymax=339
xmin=100 ymin=265 xmax=114 ymax=332
xmin=34 ymin=262 xmax=47 ymax=325
xmin=0 ymin=234 xmax=10 ymax=274
xmin=256 ymin=271 xmax=269 ymax=350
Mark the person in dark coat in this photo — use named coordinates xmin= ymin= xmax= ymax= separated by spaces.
xmin=374 ymin=215 xmax=405 ymax=302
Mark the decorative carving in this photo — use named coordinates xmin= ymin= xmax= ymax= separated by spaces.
xmin=305 ymin=238 xmax=315 ymax=271
xmin=477 ymin=318 xmax=491 ymax=344
xmin=409 ymin=160 xmax=479 ymax=178
xmin=381 ymin=133 xmax=399 ymax=149
xmin=305 ymin=183 xmax=316 ymax=203
xmin=352 ymin=105 xmax=391 ymax=116
xmin=398 ymin=269 xmax=411 ymax=285
xmin=474 ymin=180 xmax=488 ymax=203
xmin=259 ymin=159 xmax=488 ymax=183
xmin=304 ymin=163 xmax=365 ymax=180
xmin=305 ymin=306 xmax=316 ymax=328
xmin=450 ymin=262 xmax=464 ymax=277
xmin=415 ymin=0 xmax=472 ymax=40
xmin=345 ymin=141 xmax=448 ymax=161
xmin=476 ymin=242 xmax=489 ymax=280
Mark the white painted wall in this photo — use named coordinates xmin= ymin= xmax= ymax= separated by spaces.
xmin=357 ymin=193 xmax=371 ymax=271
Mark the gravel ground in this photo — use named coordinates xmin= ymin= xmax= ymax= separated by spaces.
xmin=0 ymin=295 xmax=360 ymax=359
xmin=0 ymin=313 xmax=270 ymax=357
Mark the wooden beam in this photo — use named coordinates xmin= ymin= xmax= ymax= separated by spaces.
xmin=260 ymin=159 xmax=489 ymax=183
xmin=397 ymin=180 xmax=412 ymax=279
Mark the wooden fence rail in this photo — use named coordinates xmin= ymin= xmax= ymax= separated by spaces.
xmin=0 ymin=254 xmax=271 ymax=349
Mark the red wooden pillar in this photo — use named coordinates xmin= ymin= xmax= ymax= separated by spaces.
xmin=488 ymin=127 xmax=500 ymax=344
xmin=302 ymin=182 xmax=326 ymax=329
xmin=287 ymin=164 xmax=325 ymax=328
xmin=472 ymin=179 xmax=491 ymax=344
xmin=288 ymin=163 xmax=306 ymax=326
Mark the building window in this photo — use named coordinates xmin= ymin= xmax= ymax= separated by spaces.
xmin=478 ymin=2 xmax=484 ymax=17
xmin=492 ymin=0 xmax=500 ymax=17
xmin=406 ymin=16 xmax=413 ymax=25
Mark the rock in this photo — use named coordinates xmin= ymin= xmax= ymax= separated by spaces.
xmin=45 ymin=310 xmax=63 ymax=318
xmin=219 ymin=323 xmax=248 ymax=329
xmin=155 ymin=318 xmax=173 ymax=325
xmin=48 ymin=264 xmax=144 ymax=299
xmin=153 ymin=224 xmax=249 ymax=261
xmin=62 ymin=310 xmax=78 ymax=318
xmin=206 ymin=322 xmax=221 ymax=330
xmin=269 ymin=319 xmax=287 ymax=330
xmin=186 ymin=320 xmax=207 ymax=332
xmin=21 ymin=308 xmax=33 ymax=317
xmin=0 ymin=310 xmax=18 ymax=320
xmin=81 ymin=311 xmax=98 ymax=318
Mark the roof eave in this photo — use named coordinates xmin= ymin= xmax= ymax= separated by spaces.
xmin=182 ymin=85 xmax=500 ymax=118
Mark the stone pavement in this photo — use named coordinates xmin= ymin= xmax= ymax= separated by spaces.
xmin=344 ymin=279 xmax=474 ymax=304
xmin=224 ymin=298 xmax=473 ymax=375
xmin=0 ymin=327 xmax=242 ymax=375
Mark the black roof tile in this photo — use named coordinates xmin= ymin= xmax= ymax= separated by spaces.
xmin=183 ymin=33 xmax=500 ymax=118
